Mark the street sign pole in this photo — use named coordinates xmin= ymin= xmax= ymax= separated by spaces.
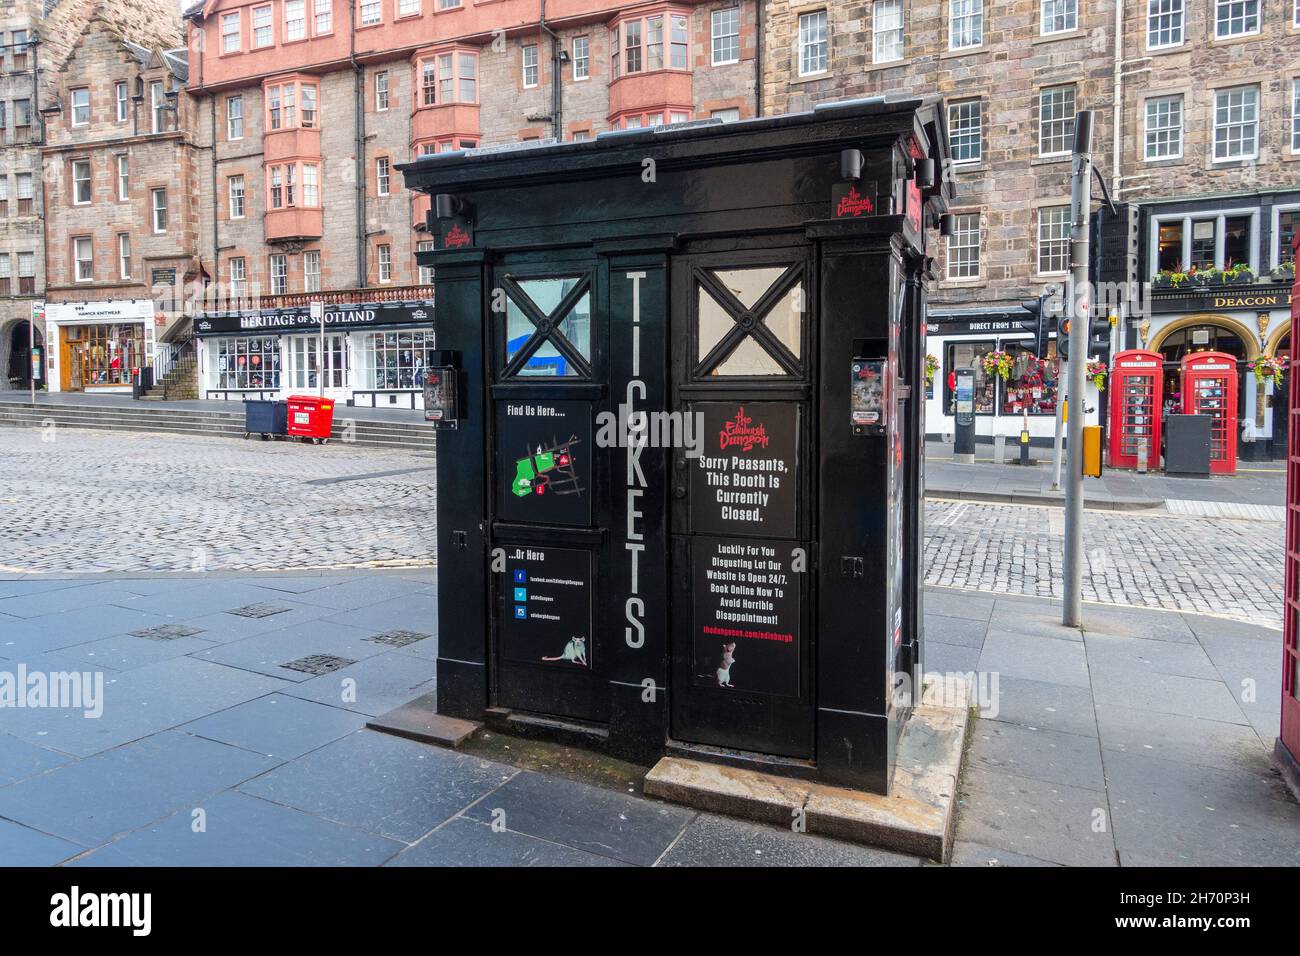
xmin=29 ymin=300 xmax=42 ymax=403
xmin=310 ymin=300 xmax=324 ymax=398
xmin=1063 ymin=111 xmax=1094 ymax=628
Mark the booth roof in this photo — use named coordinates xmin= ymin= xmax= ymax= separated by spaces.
xmin=397 ymin=95 xmax=951 ymax=196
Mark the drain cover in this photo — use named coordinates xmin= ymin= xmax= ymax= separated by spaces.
xmin=226 ymin=603 xmax=292 ymax=619
xmin=365 ymin=629 xmax=431 ymax=648
xmin=130 ymin=624 xmax=206 ymax=642
xmin=280 ymin=654 xmax=356 ymax=676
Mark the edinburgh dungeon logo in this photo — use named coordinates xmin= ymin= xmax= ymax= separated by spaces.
xmin=442 ymin=223 xmax=471 ymax=249
xmin=719 ymin=406 xmax=770 ymax=453
xmin=833 ymin=184 xmax=875 ymax=219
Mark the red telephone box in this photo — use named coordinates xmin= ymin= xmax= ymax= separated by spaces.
xmin=1279 ymin=239 xmax=1300 ymax=798
xmin=1109 ymin=350 xmax=1163 ymax=470
xmin=1181 ymin=351 xmax=1237 ymax=475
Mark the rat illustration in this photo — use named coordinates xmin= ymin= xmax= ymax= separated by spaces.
xmin=715 ymin=642 xmax=737 ymax=688
xmin=542 ymin=636 xmax=588 ymax=666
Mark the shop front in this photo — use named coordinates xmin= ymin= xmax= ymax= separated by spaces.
xmin=1141 ymin=284 xmax=1292 ymax=460
xmin=924 ymin=309 xmax=1100 ymax=445
xmin=43 ymin=300 xmax=157 ymax=394
xmin=194 ymin=299 xmax=435 ymax=408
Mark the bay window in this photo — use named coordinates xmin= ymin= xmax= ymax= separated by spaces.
xmin=302 ymin=163 xmax=319 ymax=206
xmin=416 ymin=51 xmax=477 ymax=106
xmin=612 ymin=11 xmax=689 ymax=76
xmin=265 ymin=79 xmax=318 ymax=131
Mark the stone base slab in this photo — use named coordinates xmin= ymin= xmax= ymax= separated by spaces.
xmin=645 ymin=677 xmax=971 ymax=862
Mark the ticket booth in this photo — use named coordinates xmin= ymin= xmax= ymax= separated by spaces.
xmin=1108 ymin=350 xmax=1163 ymax=471
xmin=400 ymin=99 xmax=952 ymax=795
xmin=1181 ymin=352 xmax=1237 ymax=475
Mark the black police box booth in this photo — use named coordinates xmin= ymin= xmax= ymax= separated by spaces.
xmin=400 ymin=98 xmax=952 ymax=794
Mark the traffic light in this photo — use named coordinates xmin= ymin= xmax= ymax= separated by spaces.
xmin=1057 ymin=317 xmax=1071 ymax=362
xmin=1088 ymin=316 xmax=1112 ymax=358
xmin=1018 ymin=294 xmax=1049 ymax=359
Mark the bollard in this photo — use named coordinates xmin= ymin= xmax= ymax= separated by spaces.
xmin=993 ymin=434 xmax=1006 ymax=465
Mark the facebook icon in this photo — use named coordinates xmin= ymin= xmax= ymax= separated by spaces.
xmin=513 ymin=570 xmax=527 ymax=584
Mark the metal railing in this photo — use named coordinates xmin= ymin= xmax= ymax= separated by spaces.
xmin=201 ymin=285 xmax=435 ymax=314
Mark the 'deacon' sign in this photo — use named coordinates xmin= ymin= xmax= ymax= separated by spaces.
xmin=1149 ymin=286 xmax=1293 ymax=314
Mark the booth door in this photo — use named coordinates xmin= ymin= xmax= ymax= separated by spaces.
xmin=485 ymin=261 xmax=610 ymax=725
xmin=1115 ymin=372 xmax=1157 ymax=469
xmin=668 ymin=248 xmax=815 ymax=760
xmin=1187 ymin=369 xmax=1235 ymax=473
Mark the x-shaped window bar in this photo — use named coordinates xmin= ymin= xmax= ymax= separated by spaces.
xmin=695 ymin=264 xmax=803 ymax=377
xmin=499 ymin=273 xmax=593 ymax=379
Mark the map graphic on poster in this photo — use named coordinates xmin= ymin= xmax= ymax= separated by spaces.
xmin=691 ymin=535 xmax=801 ymax=698
xmin=495 ymin=400 xmax=592 ymax=525
xmin=499 ymin=546 xmax=594 ymax=669
xmin=690 ymin=402 xmax=798 ymax=539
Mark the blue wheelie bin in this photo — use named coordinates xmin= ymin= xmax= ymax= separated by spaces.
xmin=244 ymin=399 xmax=288 ymax=440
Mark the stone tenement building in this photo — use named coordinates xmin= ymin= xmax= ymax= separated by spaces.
xmin=764 ymin=0 xmax=1300 ymax=450
xmin=181 ymin=0 xmax=760 ymax=409
xmin=40 ymin=5 xmax=199 ymax=395
xmin=0 ymin=0 xmax=188 ymax=393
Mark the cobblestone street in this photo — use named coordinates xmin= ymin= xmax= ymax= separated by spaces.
xmin=925 ymin=499 xmax=1284 ymax=628
xmin=0 ymin=429 xmax=437 ymax=574
xmin=0 ymin=429 xmax=1284 ymax=628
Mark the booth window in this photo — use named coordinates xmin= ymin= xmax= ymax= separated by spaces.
xmin=216 ymin=337 xmax=281 ymax=390
xmin=944 ymin=340 xmax=995 ymax=415
xmin=501 ymin=274 xmax=592 ymax=378
xmin=1000 ymin=342 xmax=1058 ymax=416
xmin=364 ymin=330 xmax=437 ymax=389
xmin=695 ymin=265 xmax=804 ymax=377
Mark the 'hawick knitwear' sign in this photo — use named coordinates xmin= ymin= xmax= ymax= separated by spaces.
xmin=194 ymin=301 xmax=433 ymax=336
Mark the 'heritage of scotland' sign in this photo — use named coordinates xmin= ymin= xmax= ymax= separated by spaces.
xmin=194 ymin=301 xmax=433 ymax=336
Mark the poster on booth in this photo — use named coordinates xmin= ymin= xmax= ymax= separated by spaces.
xmin=691 ymin=535 xmax=801 ymax=698
xmin=499 ymin=546 xmax=594 ymax=669
xmin=494 ymin=400 xmax=592 ymax=526
xmin=689 ymin=402 xmax=798 ymax=539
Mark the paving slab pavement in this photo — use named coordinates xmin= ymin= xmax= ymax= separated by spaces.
xmin=0 ymin=571 xmax=1296 ymax=866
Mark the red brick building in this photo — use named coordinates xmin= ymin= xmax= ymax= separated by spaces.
xmin=182 ymin=0 xmax=760 ymax=408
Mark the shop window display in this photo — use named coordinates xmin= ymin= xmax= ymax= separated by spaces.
xmin=364 ymin=330 xmax=437 ymax=389
xmin=944 ymin=339 xmax=996 ymax=415
xmin=216 ymin=337 xmax=281 ymax=390
xmin=74 ymin=324 xmax=145 ymax=387
xmin=1000 ymin=342 xmax=1058 ymax=415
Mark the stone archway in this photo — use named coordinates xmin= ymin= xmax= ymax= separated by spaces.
xmin=1148 ymin=312 xmax=1261 ymax=360
xmin=0 ymin=317 xmax=45 ymax=390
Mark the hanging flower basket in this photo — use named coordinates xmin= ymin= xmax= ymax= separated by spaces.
xmin=1246 ymin=356 xmax=1288 ymax=386
xmin=1085 ymin=360 xmax=1108 ymax=390
xmin=924 ymin=353 xmax=939 ymax=387
xmin=982 ymin=350 xmax=1015 ymax=381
